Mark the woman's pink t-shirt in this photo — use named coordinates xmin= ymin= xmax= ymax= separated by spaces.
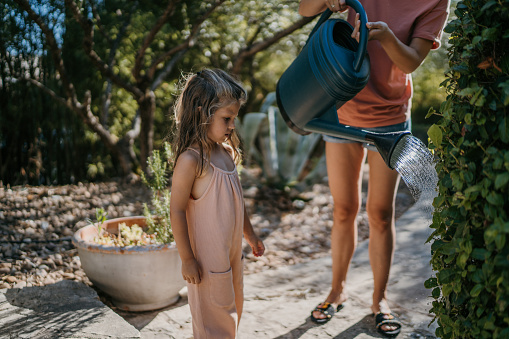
xmin=337 ymin=0 xmax=450 ymax=128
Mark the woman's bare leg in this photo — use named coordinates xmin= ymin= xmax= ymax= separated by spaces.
xmin=366 ymin=150 xmax=400 ymax=330
xmin=312 ymin=142 xmax=366 ymax=320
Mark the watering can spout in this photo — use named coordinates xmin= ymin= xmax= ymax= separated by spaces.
xmin=366 ymin=131 xmax=411 ymax=169
xmin=303 ymin=107 xmax=410 ymax=169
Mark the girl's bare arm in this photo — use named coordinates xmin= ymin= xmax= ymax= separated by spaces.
xmin=170 ymin=151 xmax=201 ymax=284
xmin=242 ymin=206 xmax=265 ymax=257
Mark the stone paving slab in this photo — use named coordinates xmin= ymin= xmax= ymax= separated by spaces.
xmin=0 ymin=280 xmax=139 ymax=338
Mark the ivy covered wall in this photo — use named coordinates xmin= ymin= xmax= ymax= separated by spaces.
xmin=426 ymin=0 xmax=509 ymax=338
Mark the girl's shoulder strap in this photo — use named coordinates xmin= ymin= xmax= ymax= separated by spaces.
xmin=185 ymin=147 xmax=215 ymax=170
xmin=186 ymin=147 xmax=200 ymax=155
xmin=221 ymin=143 xmax=235 ymax=160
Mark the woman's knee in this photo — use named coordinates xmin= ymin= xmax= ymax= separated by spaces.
xmin=333 ymin=201 xmax=360 ymax=223
xmin=366 ymin=204 xmax=394 ymax=231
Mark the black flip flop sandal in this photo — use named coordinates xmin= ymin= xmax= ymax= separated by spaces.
xmin=374 ymin=312 xmax=402 ymax=337
xmin=310 ymin=302 xmax=344 ymax=324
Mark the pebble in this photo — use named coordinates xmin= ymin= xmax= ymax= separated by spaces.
xmin=4 ymin=276 xmax=17 ymax=283
xmin=14 ymin=281 xmax=27 ymax=288
xmin=62 ymin=272 xmax=75 ymax=280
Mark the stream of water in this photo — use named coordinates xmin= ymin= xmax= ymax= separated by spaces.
xmin=390 ymin=135 xmax=438 ymax=217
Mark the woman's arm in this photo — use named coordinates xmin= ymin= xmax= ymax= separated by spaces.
xmin=351 ymin=14 xmax=434 ymax=74
xmin=170 ymin=151 xmax=201 ymax=284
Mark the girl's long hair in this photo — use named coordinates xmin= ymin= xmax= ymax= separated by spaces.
xmin=171 ymin=68 xmax=247 ymax=176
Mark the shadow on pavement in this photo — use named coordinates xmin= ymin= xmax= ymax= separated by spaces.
xmin=271 ymin=317 xmax=320 ymax=338
xmin=332 ymin=315 xmax=385 ymax=338
xmin=96 ymin=286 xmax=190 ymax=331
xmin=271 ymin=314 xmax=386 ymax=339
xmin=1 ymin=280 xmax=108 ymax=338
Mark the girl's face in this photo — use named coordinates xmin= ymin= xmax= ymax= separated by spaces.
xmin=207 ymin=101 xmax=240 ymax=144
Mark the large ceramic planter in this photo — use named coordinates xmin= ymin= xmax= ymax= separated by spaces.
xmin=72 ymin=216 xmax=184 ymax=312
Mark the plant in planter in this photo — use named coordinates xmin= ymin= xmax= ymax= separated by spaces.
xmin=72 ymin=142 xmax=184 ymax=312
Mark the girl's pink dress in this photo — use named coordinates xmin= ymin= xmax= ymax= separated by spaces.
xmin=186 ymin=149 xmax=245 ymax=338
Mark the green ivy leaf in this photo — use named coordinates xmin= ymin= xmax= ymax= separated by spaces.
xmin=428 ymin=124 xmax=443 ymax=146
xmin=426 ymin=107 xmax=436 ymax=119
xmin=481 ymin=0 xmax=498 ymax=12
xmin=425 ymin=277 xmax=439 ymax=289
xmin=495 ymin=172 xmax=509 ymax=189
xmin=470 ymin=284 xmax=484 ymax=297
xmin=499 ymin=117 xmax=509 ymax=143
xmin=438 ymin=269 xmax=455 ymax=284
xmin=487 ymin=192 xmax=505 ymax=206
xmin=472 ymin=248 xmax=489 ymax=260
xmin=458 ymin=87 xmax=476 ymax=97
xmin=495 ymin=235 xmax=506 ymax=251
xmin=457 ymin=252 xmax=469 ymax=268
xmin=499 ymin=81 xmax=509 ymax=106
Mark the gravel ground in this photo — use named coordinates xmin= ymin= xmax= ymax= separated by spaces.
xmin=0 ymin=167 xmax=414 ymax=290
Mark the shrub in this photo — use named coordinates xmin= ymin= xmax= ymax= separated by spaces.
xmin=141 ymin=142 xmax=174 ymax=244
xmin=425 ymin=1 xmax=509 ymax=338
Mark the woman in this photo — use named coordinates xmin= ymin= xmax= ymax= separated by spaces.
xmin=298 ymin=0 xmax=449 ymax=336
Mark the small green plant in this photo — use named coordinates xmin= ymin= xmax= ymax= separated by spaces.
xmin=141 ymin=141 xmax=174 ymax=244
xmin=90 ymin=142 xmax=174 ymax=246
xmin=93 ymin=207 xmax=108 ymax=235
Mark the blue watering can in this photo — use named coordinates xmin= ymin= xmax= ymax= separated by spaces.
xmin=276 ymin=0 xmax=410 ymax=169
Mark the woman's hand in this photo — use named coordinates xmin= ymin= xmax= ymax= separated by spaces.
xmin=325 ymin=0 xmax=348 ymax=13
xmin=351 ymin=13 xmax=394 ymax=44
xmin=351 ymin=13 xmax=392 ymax=43
xmin=350 ymin=12 xmax=433 ymax=73
xmin=181 ymin=258 xmax=201 ymax=284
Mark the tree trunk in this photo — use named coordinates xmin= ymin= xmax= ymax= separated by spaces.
xmin=138 ymin=90 xmax=156 ymax=173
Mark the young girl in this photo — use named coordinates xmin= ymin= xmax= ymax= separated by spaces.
xmin=169 ymin=68 xmax=265 ymax=338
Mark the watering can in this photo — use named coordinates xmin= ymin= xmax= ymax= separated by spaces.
xmin=276 ymin=0 xmax=410 ymax=169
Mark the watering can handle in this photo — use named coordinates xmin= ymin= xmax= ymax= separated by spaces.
xmin=306 ymin=0 xmax=369 ymax=73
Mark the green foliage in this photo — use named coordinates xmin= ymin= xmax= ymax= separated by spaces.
xmin=1 ymin=0 xmax=313 ymax=184
xmin=426 ymin=1 xmax=509 ymax=338
xmin=240 ymin=92 xmax=326 ymax=188
xmin=412 ymin=36 xmax=449 ymax=125
xmin=141 ymin=142 xmax=174 ymax=244
xmin=86 ymin=207 xmax=108 ymax=235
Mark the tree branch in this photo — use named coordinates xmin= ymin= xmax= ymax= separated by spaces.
xmin=64 ymin=0 xmax=144 ymax=98
xmin=87 ymin=0 xmax=112 ymax=45
xmin=133 ymin=0 xmax=180 ymax=81
xmin=14 ymin=77 xmax=70 ymax=109
xmin=151 ymin=49 xmax=187 ymax=91
xmin=147 ymin=0 xmax=227 ymax=79
xmin=231 ymin=16 xmax=315 ymax=74
xmin=100 ymin=6 xmax=132 ymax=125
